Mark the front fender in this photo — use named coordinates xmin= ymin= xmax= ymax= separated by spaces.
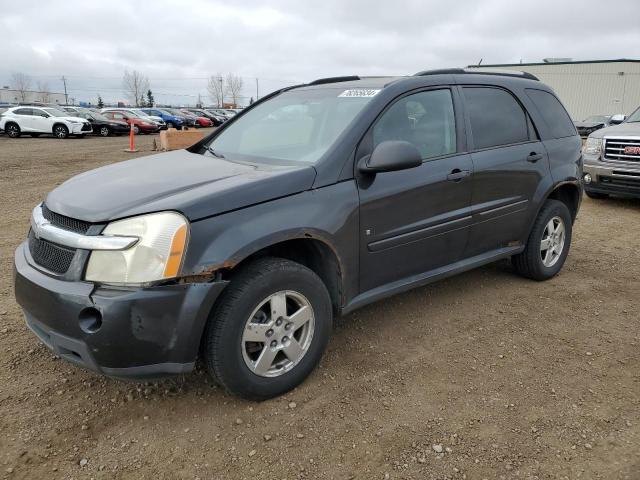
xmin=181 ymin=181 xmax=360 ymax=303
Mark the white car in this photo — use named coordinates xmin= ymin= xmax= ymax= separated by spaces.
xmin=0 ymin=106 xmax=92 ymax=138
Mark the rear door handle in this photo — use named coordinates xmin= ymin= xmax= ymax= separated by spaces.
xmin=527 ymin=152 xmax=543 ymax=163
xmin=447 ymin=169 xmax=470 ymax=182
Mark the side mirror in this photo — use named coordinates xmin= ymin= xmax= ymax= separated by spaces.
xmin=610 ymin=114 xmax=626 ymax=125
xmin=359 ymin=140 xmax=422 ymax=173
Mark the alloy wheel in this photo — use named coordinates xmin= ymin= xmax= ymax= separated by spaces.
xmin=100 ymin=126 xmax=109 ymax=136
xmin=241 ymin=290 xmax=315 ymax=378
xmin=540 ymin=216 xmax=565 ymax=267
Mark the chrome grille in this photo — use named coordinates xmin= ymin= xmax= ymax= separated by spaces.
xmin=603 ymin=138 xmax=640 ymax=162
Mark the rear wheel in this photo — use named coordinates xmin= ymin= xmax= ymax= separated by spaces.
xmin=512 ymin=199 xmax=572 ymax=281
xmin=5 ymin=123 xmax=20 ymax=138
xmin=99 ymin=126 xmax=110 ymax=137
xmin=585 ymin=191 xmax=609 ymax=200
xmin=53 ymin=124 xmax=69 ymax=139
xmin=203 ymin=257 xmax=332 ymax=400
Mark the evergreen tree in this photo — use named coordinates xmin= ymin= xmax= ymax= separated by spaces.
xmin=146 ymin=89 xmax=154 ymax=107
xmin=97 ymin=94 xmax=104 ymax=109
xmin=138 ymin=94 xmax=146 ymax=107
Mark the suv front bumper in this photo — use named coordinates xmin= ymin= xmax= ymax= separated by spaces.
xmin=583 ymin=162 xmax=640 ymax=198
xmin=13 ymin=242 xmax=227 ymax=378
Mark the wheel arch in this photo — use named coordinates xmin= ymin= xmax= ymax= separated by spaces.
xmin=544 ymin=181 xmax=582 ymax=222
xmin=51 ymin=122 xmax=69 ymax=133
xmin=189 ymin=233 xmax=345 ymax=316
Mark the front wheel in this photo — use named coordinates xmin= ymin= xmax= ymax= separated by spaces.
xmin=166 ymin=122 xmax=175 ymax=128
xmin=53 ymin=124 xmax=69 ymax=139
xmin=512 ymin=199 xmax=572 ymax=281
xmin=99 ymin=126 xmax=110 ymax=137
xmin=5 ymin=123 xmax=20 ymax=138
xmin=202 ymin=257 xmax=332 ymax=400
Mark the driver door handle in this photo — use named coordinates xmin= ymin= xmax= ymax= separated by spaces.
xmin=447 ymin=169 xmax=470 ymax=182
xmin=527 ymin=152 xmax=543 ymax=163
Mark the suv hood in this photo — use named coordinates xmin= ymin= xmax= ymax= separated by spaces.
xmin=589 ymin=122 xmax=640 ymax=139
xmin=61 ymin=115 xmax=87 ymax=123
xmin=45 ymin=149 xmax=317 ymax=222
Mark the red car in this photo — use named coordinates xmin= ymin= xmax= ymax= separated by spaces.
xmin=102 ymin=110 xmax=160 ymax=134
xmin=178 ymin=109 xmax=213 ymax=128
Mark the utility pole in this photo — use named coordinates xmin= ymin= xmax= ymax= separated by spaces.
xmin=256 ymin=78 xmax=259 ymax=100
xmin=61 ymin=76 xmax=69 ymax=104
xmin=218 ymin=76 xmax=223 ymax=107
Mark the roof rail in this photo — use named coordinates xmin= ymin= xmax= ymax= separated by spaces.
xmin=414 ymin=68 xmax=539 ymax=81
xmin=308 ymin=76 xmax=360 ymax=86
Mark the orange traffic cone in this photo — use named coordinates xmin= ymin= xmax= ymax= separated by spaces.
xmin=124 ymin=122 xmax=139 ymax=153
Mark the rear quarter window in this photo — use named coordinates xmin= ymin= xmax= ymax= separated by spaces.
xmin=525 ymin=89 xmax=576 ymax=138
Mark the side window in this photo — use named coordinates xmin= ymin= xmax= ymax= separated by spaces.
xmin=525 ymin=89 xmax=576 ymax=138
xmin=373 ymin=89 xmax=456 ymax=160
xmin=463 ymin=87 xmax=529 ymax=149
xmin=14 ymin=108 xmax=33 ymax=116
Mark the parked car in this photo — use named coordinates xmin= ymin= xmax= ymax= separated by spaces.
xmin=141 ymin=108 xmax=185 ymax=129
xmin=71 ymin=109 xmax=131 ymax=137
xmin=130 ymin=109 xmax=167 ymax=130
xmin=177 ymin=109 xmax=213 ymax=127
xmin=204 ymin=110 xmax=229 ymax=124
xmin=163 ymin=108 xmax=197 ymax=127
xmin=101 ymin=109 xmax=160 ymax=134
xmin=1 ymin=106 xmax=92 ymax=138
xmin=187 ymin=108 xmax=224 ymax=126
xmin=574 ymin=115 xmax=618 ymax=137
xmin=208 ymin=108 xmax=234 ymax=119
xmin=582 ymin=108 xmax=640 ymax=199
xmin=14 ymin=69 xmax=582 ymax=399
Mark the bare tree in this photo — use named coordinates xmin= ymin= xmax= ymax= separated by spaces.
xmin=207 ymin=74 xmax=225 ymax=107
xmin=36 ymin=81 xmax=51 ymax=103
xmin=122 ymin=70 xmax=150 ymax=107
xmin=225 ymin=73 xmax=243 ymax=106
xmin=11 ymin=72 xmax=32 ymax=102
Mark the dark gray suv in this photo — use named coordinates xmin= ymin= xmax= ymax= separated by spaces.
xmin=14 ymin=69 xmax=582 ymax=399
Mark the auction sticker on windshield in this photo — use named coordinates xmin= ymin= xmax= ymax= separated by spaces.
xmin=338 ymin=89 xmax=380 ymax=97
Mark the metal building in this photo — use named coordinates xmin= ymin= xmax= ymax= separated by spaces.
xmin=467 ymin=59 xmax=640 ymax=121
xmin=0 ymin=87 xmax=67 ymax=105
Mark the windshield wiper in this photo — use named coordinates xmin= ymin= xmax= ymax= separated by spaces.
xmin=207 ymin=146 xmax=225 ymax=158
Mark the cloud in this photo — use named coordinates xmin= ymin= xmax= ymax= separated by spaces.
xmin=1 ymin=0 xmax=639 ymax=104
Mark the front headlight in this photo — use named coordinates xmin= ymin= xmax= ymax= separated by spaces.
xmin=85 ymin=212 xmax=188 ymax=285
xmin=583 ymin=137 xmax=603 ymax=156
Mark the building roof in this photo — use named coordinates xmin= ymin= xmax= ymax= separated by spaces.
xmin=468 ymin=59 xmax=640 ymax=68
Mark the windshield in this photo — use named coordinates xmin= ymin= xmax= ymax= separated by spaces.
xmin=205 ymin=87 xmax=376 ymax=164
xmin=43 ymin=108 xmax=68 ymax=117
xmin=91 ymin=112 xmax=109 ymax=121
xmin=626 ymin=108 xmax=640 ymax=123
xmin=583 ymin=115 xmax=609 ymax=123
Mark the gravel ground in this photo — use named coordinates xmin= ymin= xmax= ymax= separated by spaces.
xmin=0 ymin=132 xmax=638 ymax=480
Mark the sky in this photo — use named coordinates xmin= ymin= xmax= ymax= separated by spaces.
xmin=2 ymin=0 xmax=640 ymax=106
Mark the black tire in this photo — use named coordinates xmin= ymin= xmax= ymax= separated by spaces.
xmin=5 ymin=123 xmax=20 ymax=138
xmin=53 ymin=124 xmax=69 ymax=139
xmin=585 ymin=191 xmax=609 ymax=200
xmin=512 ymin=199 xmax=572 ymax=281
xmin=99 ymin=126 xmax=110 ymax=137
xmin=202 ymin=257 xmax=332 ymax=400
